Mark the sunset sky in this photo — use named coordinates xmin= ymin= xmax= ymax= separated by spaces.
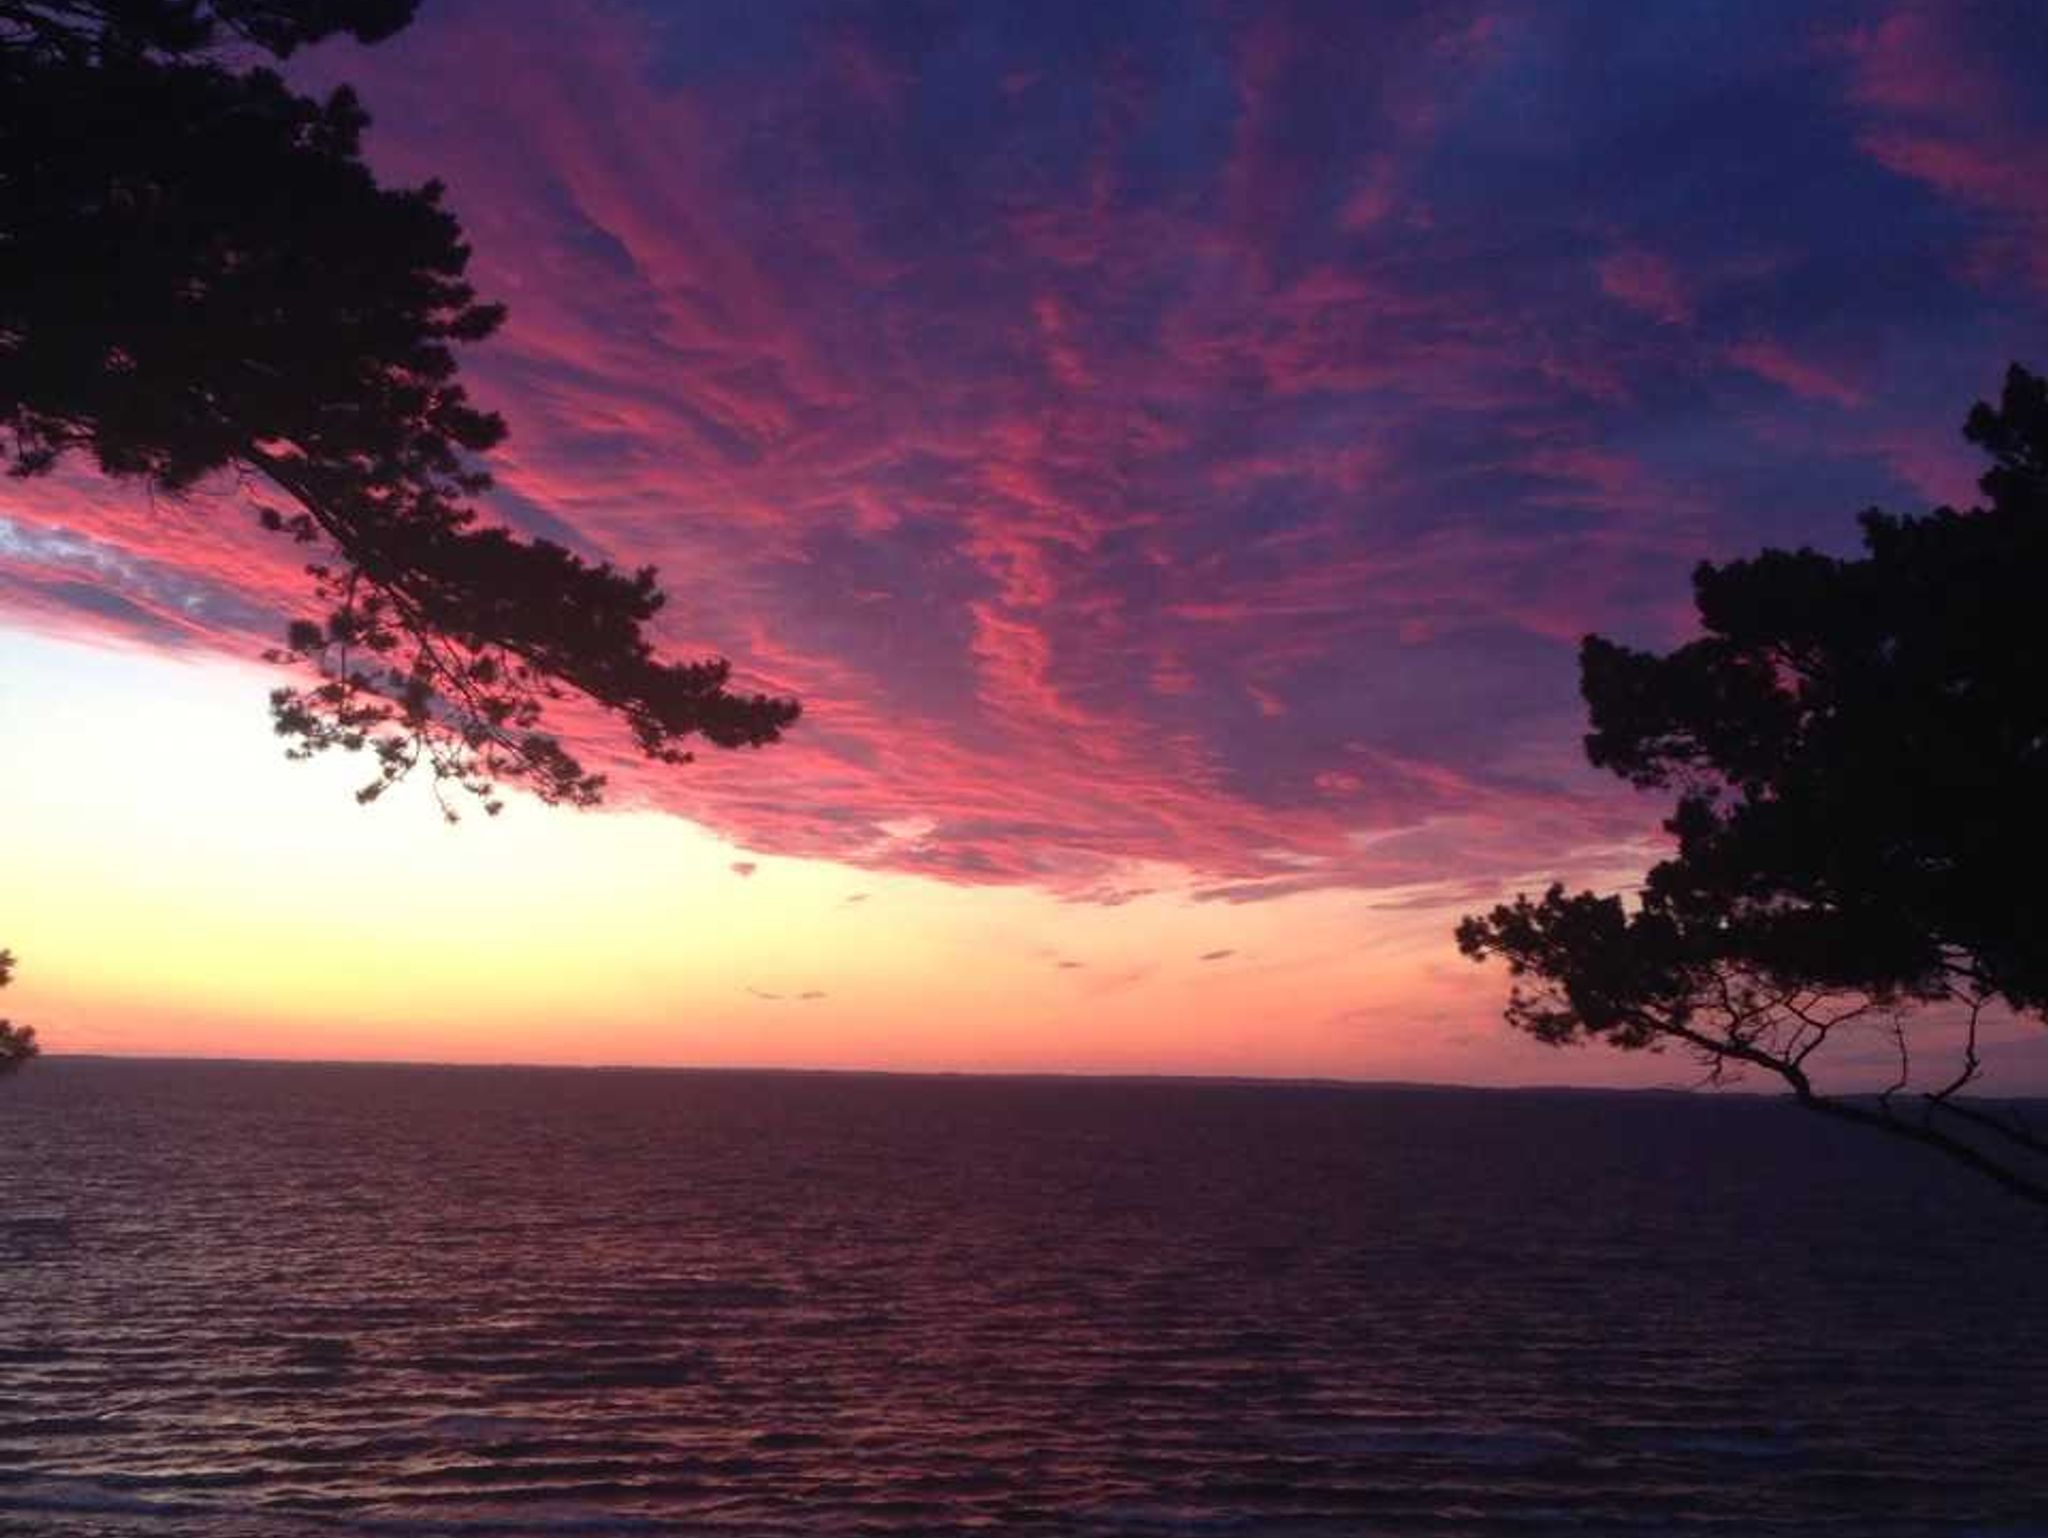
xmin=5 ymin=0 xmax=2048 ymax=1085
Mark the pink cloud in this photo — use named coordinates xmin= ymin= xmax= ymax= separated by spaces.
xmin=1865 ymin=424 xmax=1982 ymax=509
xmin=14 ymin=0 xmax=2035 ymax=918
xmin=1835 ymin=3 xmax=2048 ymax=292
xmin=1726 ymin=339 xmax=1866 ymax=407
xmin=1596 ymin=248 xmax=1693 ymax=327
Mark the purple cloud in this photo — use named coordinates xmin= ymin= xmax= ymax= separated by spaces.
xmin=10 ymin=0 xmax=2048 ymax=906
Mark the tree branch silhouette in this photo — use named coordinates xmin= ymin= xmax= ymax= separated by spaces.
xmin=1459 ymin=365 xmax=2048 ymax=1207
xmin=1 ymin=0 xmax=799 ymax=818
xmin=0 ymin=949 xmax=35 ymax=1074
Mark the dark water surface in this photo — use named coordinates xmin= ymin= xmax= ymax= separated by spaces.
xmin=2 ymin=1060 xmax=2044 ymax=1536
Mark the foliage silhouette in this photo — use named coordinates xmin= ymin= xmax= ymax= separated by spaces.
xmin=0 ymin=949 xmax=35 ymax=1073
xmin=1 ymin=0 xmax=799 ymax=818
xmin=1459 ymin=366 xmax=2048 ymax=1206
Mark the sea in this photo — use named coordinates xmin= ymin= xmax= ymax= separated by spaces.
xmin=2 ymin=1059 xmax=2044 ymax=1536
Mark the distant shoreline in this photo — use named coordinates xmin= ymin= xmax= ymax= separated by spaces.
xmin=26 ymin=1051 xmax=1723 ymax=1091
xmin=38 ymin=1052 xmax=2048 ymax=1104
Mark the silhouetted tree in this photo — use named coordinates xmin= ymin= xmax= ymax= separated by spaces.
xmin=1459 ymin=365 xmax=2048 ymax=1207
xmin=0 ymin=949 xmax=35 ymax=1073
xmin=2 ymin=1 xmax=799 ymax=817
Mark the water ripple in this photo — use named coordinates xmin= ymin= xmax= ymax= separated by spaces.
xmin=3 ymin=1062 xmax=2045 ymax=1536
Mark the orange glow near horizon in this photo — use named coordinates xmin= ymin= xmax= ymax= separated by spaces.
xmin=3 ymin=626 xmax=1673 ymax=1085
xmin=9 ymin=0 xmax=2048 ymax=1094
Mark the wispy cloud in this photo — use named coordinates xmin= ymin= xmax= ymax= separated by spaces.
xmin=8 ymin=0 xmax=2045 ymax=907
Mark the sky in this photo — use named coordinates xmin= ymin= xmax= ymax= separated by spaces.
xmin=5 ymin=0 xmax=2048 ymax=1085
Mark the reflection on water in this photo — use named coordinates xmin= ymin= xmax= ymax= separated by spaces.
xmin=3 ymin=1060 xmax=2044 ymax=1535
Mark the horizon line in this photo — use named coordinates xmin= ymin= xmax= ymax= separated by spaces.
xmin=31 ymin=1051 xmax=1778 ymax=1096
